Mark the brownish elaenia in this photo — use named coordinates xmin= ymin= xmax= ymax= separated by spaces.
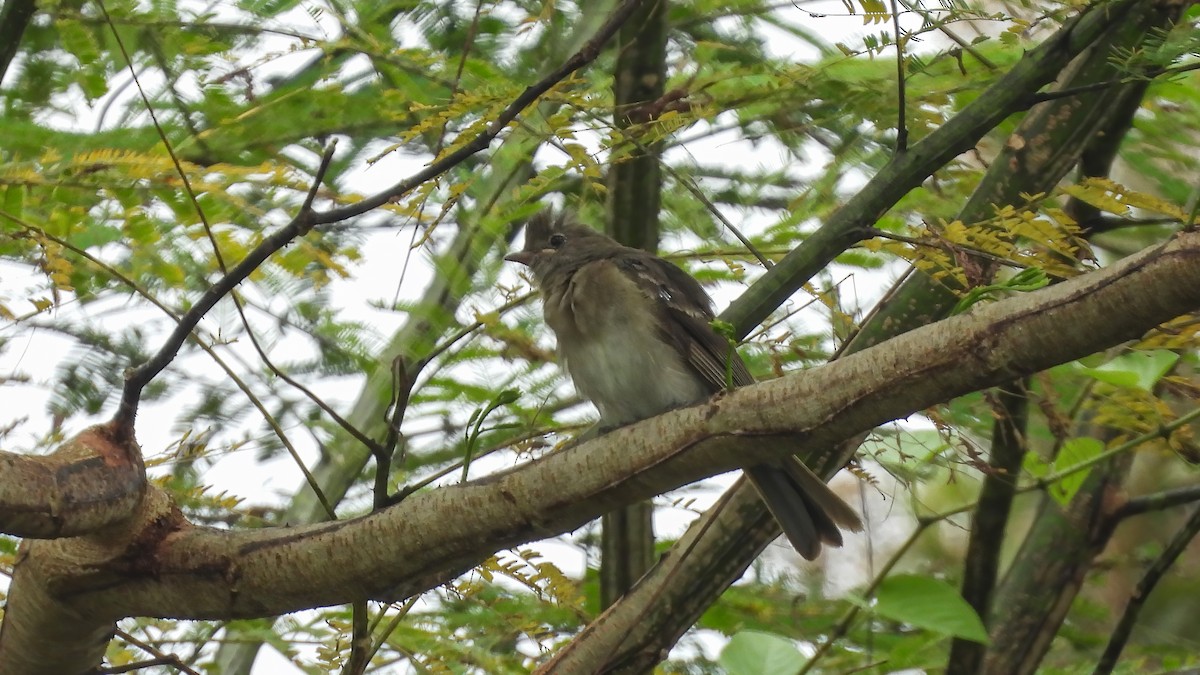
xmin=506 ymin=210 xmax=862 ymax=559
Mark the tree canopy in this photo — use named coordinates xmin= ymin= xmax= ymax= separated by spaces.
xmin=0 ymin=0 xmax=1199 ymax=673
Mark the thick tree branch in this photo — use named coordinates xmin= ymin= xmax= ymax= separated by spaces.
xmin=983 ymin=442 xmax=1131 ymax=675
xmin=0 ymin=423 xmax=144 ymax=539
xmin=4 ymin=232 xmax=1200 ymax=672
xmin=1117 ymin=483 xmax=1200 ymax=518
xmin=0 ymin=0 xmax=35 ymax=84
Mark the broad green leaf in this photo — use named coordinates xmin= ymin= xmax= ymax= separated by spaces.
xmin=869 ymin=575 xmax=988 ymax=643
xmin=718 ymin=631 xmax=806 ymax=675
xmin=1049 ymin=437 xmax=1105 ymax=506
xmin=1076 ymin=350 xmax=1179 ymax=391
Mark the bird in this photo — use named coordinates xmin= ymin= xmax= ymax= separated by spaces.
xmin=504 ymin=210 xmax=863 ymax=560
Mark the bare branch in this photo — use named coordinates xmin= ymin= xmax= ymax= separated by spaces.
xmin=1093 ymin=504 xmax=1200 ymax=674
xmin=1117 ymin=483 xmax=1200 ymax=519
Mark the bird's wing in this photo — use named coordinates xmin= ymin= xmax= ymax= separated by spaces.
xmin=614 ymin=252 xmax=755 ymax=391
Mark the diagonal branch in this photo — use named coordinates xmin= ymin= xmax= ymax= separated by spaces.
xmin=720 ymin=0 xmax=1145 ymax=338
xmin=1117 ymin=484 xmax=1200 ymax=518
xmin=114 ymin=0 xmax=646 ymax=429
xmin=115 ymin=145 xmax=335 ymax=427
xmin=1093 ymin=504 xmax=1200 ymax=674
xmin=5 ymin=230 xmax=1200 ymax=674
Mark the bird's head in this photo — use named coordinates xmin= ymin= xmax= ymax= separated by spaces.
xmin=504 ymin=211 xmax=615 ymax=282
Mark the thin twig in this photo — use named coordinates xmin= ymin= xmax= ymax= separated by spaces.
xmin=894 ymin=0 xmax=997 ymax=70
xmin=662 ymin=162 xmax=773 ymax=269
xmin=310 ymin=0 xmax=646 ymax=227
xmin=344 ymin=598 xmax=372 ymax=675
xmin=1033 ymin=406 xmax=1200 ymax=491
xmin=97 ymin=0 xmax=225 ymax=273
xmin=797 ymin=511 xmax=954 ymax=674
xmin=114 ymin=0 xmax=644 ymax=431
xmin=381 ymin=290 xmax=537 ymax=480
xmin=112 ymin=628 xmax=202 ymax=675
xmin=865 ymin=226 xmax=1070 ymax=277
xmin=98 ymin=657 xmax=188 ymax=674
xmin=830 ymin=264 xmax=915 ymax=359
xmin=433 ymin=0 xmax=486 ymax=158
xmin=383 ymin=425 xmax=579 ymax=508
xmin=364 ymin=596 xmax=422 ymax=665
xmin=1023 ymin=61 xmax=1200 ymax=107
xmin=303 ymin=141 xmax=337 ymax=213
xmin=1092 ymin=504 xmax=1200 ymax=675
xmin=222 ymin=145 xmax=383 ymax=459
xmin=60 ymin=11 xmax=323 ymax=41
xmin=1117 ymin=484 xmax=1200 ymax=519
xmin=380 ymin=356 xmax=412 ymax=482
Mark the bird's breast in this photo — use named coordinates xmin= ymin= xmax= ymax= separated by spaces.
xmin=543 ymin=265 xmax=709 ymax=426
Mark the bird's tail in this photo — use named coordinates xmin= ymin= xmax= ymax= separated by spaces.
xmin=744 ymin=460 xmax=864 ymax=560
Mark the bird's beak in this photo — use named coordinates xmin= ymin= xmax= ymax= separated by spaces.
xmin=504 ymin=250 xmax=535 ymax=266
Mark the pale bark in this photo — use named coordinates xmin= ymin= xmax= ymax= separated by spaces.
xmin=0 ymin=424 xmax=143 ymax=538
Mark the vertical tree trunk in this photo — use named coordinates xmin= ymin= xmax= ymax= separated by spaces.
xmin=947 ymin=382 xmax=1029 ymax=674
xmin=601 ymin=0 xmax=668 ymax=609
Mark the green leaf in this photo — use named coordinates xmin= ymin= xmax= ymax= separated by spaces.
xmin=3 ymin=186 xmax=23 ymax=220
xmin=74 ymin=223 xmax=124 ymax=249
xmin=1049 ymin=437 xmax=1104 ymax=505
xmin=952 ymin=267 xmax=1049 ymax=314
xmin=718 ymin=631 xmax=805 ymax=675
xmin=1076 ymin=350 xmax=1179 ymax=391
xmin=868 ymin=575 xmax=988 ymax=643
xmin=57 ymin=20 xmax=100 ymax=64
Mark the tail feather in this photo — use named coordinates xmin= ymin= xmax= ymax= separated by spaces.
xmin=745 ymin=460 xmax=863 ymax=561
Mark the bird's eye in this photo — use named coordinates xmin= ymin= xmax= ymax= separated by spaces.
xmin=548 ymin=233 xmax=567 ymax=249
